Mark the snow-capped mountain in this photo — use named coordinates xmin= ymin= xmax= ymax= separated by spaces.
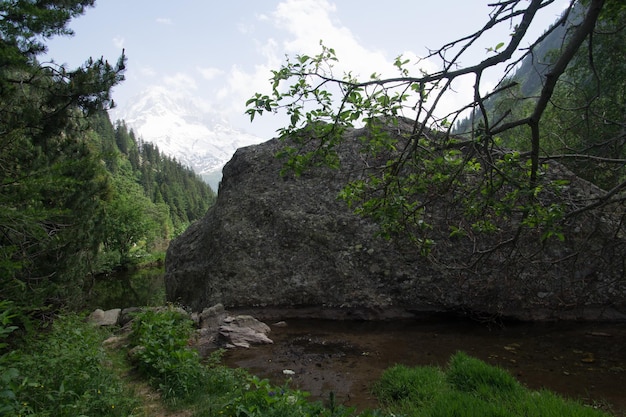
xmin=112 ymin=86 xmax=265 ymax=190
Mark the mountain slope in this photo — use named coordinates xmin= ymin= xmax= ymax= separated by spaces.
xmin=112 ymin=86 xmax=265 ymax=190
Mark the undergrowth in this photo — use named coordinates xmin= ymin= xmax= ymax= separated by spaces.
xmin=1 ymin=305 xmax=140 ymax=416
xmin=1 ymin=302 xmax=618 ymax=417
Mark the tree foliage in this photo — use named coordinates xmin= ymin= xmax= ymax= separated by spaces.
xmin=246 ymin=0 xmax=625 ymax=258
xmin=101 ymin=119 xmax=216 ymax=260
xmin=473 ymin=0 xmax=626 ymax=190
xmin=0 ymin=0 xmax=126 ymax=311
xmin=0 ymin=1 xmax=215 ymax=313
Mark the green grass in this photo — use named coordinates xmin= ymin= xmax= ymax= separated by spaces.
xmin=373 ymin=351 xmax=613 ymax=417
xmin=3 ymin=312 xmax=141 ymax=417
xmin=1 ymin=303 xmax=618 ymax=417
xmin=128 ymin=307 xmax=210 ymax=405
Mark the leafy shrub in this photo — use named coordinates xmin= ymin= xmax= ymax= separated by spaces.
xmin=12 ymin=314 xmax=139 ymax=417
xmin=129 ymin=307 xmax=207 ymax=403
xmin=219 ymin=374 xmax=357 ymax=417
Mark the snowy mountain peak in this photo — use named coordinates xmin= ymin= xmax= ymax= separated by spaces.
xmin=111 ymin=87 xmax=265 ymax=190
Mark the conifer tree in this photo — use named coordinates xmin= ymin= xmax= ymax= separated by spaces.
xmin=0 ymin=0 xmax=126 ymax=311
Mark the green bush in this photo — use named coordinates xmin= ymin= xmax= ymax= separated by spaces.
xmin=217 ymin=374 xmax=357 ymax=417
xmin=11 ymin=314 xmax=139 ymax=417
xmin=129 ymin=307 xmax=207 ymax=403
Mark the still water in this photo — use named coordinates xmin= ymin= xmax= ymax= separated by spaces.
xmin=223 ymin=317 xmax=626 ymax=415
xmin=85 ymin=266 xmax=166 ymax=310
xmin=89 ymin=269 xmax=625 ymax=414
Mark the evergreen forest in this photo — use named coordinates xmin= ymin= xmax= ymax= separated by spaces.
xmin=0 ymin=1 xmax=215 ymax=315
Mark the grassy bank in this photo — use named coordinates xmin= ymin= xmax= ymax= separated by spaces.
xmin=0 ymin=305 xmax=618 ymax=417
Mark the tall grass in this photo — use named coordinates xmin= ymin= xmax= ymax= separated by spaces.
xmin=373 ymin=351 xmax=613 ymax=417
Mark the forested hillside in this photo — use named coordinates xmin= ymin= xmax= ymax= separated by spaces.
xmin=1 ymin=107 xmax=215 ymax=313
xmin=0 ymin=1 xmax=214 ymax=315
xmin=454 ymin=1 xmax=625 ymax=190
xmin=89 ymin=111 xmax=216 ymax=267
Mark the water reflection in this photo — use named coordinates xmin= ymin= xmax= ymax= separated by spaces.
xmin=85 ymin=266 xmax=165 ymax=310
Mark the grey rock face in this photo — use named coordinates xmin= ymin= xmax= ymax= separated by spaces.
xmin=165 ymin=123 xmax=626 ymax=321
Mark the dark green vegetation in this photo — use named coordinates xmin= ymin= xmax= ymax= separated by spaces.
xmin=0 ymin=305 xmax=140 ymax=416
xmin=374 ymin=353 xmax=612 ymax=417
xmin=0 ymin=1 xmax=215 ymax=315
xmin=1 ymin=0 xmax=624 ymax=416
xmin=87 ymin=266 xmax=166 ymax=310
xmin=0 ymin=306 xmax=616 ymax=416
xmin=93 ymin=115 xmax=215 ymax=270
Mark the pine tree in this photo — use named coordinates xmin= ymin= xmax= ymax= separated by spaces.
xmin=0 ymin=1 xmax=126 ymax=311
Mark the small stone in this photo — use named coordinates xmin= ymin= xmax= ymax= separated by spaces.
xmin=88 ymin=308 xmax=121 ymax=326
xmin=581 ymin=353 xmax=595 ymax=363
xmin=587 ymin=332 xmax=612 ymax=337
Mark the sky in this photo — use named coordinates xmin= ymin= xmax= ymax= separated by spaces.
xmin=44 ymin=0 xmax=570 ymax=139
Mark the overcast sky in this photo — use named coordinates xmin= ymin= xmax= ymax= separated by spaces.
xmin=44 ymin=0 xmax=570 ymax=138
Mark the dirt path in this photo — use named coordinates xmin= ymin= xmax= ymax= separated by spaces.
xmin=127 ymin=376 xmax=193 ymax=417
xmin=103 ymin=334 xmax=193 ymax=417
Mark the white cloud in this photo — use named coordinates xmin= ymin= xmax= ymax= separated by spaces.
xmin=156 ymin=17 xmax=173 ymax=25
xmin=237 ymin=22 xmax=254 ymax=35
xmin=197 ymin=66 xmax=224 ymax=81
xmin=218 ymin=62 xmax=274 ymax=108
xmin=113 ymin=36 xmax=125 ymax=49
xmin=271 ymin=0 xmax=339 ymax=53
xmin=216 ymin=0 xmax=476 ymax=135
xmin=213 ymin=0 xmax=395 ymax=135
xmin=138 ymin=66 xmax=157 ymax=78
xmin=163 ymin=72 xmax=198 ymax=92
xmin=269 ymin=0 xmax=389 ymax=78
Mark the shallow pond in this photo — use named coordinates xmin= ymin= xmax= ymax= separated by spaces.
xmin=84 ymin=266 xmax=166 ymax=310
xmin=87 ymin=269 xmax=625 ymax=414
xmin=223 ymin=317 xmax=626 ymax=415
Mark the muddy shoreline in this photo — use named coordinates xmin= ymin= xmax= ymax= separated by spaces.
xmin=222 ymin=316 xmax=626 ymax=415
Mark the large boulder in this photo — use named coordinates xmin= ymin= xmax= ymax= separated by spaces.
xmin=165 ymin=121 xmax=626 ymax=321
